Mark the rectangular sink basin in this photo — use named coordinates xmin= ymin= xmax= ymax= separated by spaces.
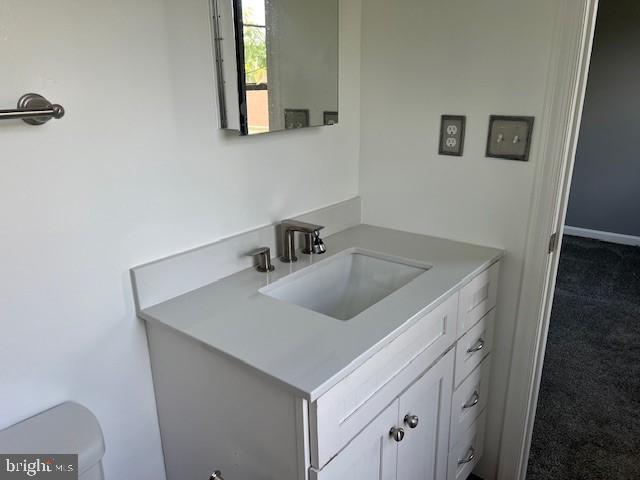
xmin=260 ymin=249 xmax=430 ymax=321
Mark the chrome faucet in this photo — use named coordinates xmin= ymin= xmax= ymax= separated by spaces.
xmin=280 ymin=219 xmax=326 ymax=263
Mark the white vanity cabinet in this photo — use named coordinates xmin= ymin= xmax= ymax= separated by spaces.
xmin=144 ymin=260 xmax=500 ymax=480
xmin=309 ymin=293 xmax=458 ymax=468
xmin=312 ymin=350 xmax=454 ymax=480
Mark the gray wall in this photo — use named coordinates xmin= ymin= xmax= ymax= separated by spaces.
xmin=566 ymin=0 xmax=640 ymax=237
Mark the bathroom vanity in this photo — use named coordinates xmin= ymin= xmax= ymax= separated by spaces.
xmin=133 ymin=217 xmax=501 ymax=480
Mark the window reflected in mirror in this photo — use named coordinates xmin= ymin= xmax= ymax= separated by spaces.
xmin=225 ymin=0 xmax=338 ymax=135
xmin=242 ymin=0 xmax=270 ymax=134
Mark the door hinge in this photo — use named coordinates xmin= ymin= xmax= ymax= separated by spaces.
xmin=548 ymin=232 xmax=559 ymax=253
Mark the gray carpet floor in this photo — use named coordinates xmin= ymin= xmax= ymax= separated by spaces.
xmin=527 ymin=236 xmax=640 ymax=479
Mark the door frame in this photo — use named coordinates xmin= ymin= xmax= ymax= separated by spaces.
xmin=497 ymin=1 xmax=600 ymax=479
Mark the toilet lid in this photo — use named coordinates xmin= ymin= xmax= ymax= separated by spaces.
xmin=0 ymin=402 xmax=105 ymax=475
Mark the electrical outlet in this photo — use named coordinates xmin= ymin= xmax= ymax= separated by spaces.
xmin=285 ymin=109 xmax=310 ymax=129
xmin=439 ymin=115 xmax=466 ymax=156
xmin=486 ymin=116 xmax=535 ymax=161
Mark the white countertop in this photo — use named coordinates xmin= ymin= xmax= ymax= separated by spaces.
xmin=141 ymin=224 xmax=502 ymax=401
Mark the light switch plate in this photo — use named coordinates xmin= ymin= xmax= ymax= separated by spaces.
xmin=486 ymin=115 xmax=535 ymax=161
xmin=324 ymin=111 xmax=338 ymax=126
xmin=439 ymin=115 xmax=466 ymax=156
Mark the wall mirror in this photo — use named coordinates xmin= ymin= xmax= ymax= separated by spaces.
xmin=212 ymin=0 xmax=339 ymax=135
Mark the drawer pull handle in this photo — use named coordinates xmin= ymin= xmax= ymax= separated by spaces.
xmin=210 ymin=471 xmax=224 ymax=480
xmin=404 ymin=414 xmax=419 ymax=429
xmin=458 ymin=447 xmax=476 ymax=465
xmin=389 ymin=426 xmax=405 ymax=442
xmin=467 ymin=338 xmax=485 ymax=354
xmin=463 ymin=391 xmax=480 ymax=409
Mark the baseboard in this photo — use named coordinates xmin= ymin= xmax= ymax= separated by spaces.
xmin=563 ymin=226 xmax=640 ymax=246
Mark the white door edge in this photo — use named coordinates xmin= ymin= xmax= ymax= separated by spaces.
xmin=497 ymin=1 xmax=600 ymax=480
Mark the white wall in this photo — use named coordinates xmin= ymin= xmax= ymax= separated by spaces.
xmin=0 ymin=0 xmax=361 ymax=478
xmin=359 ymin=0 xmax=557 ymax=477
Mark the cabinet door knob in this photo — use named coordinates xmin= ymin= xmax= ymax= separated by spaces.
xmin=210 ymin=471 xmax=224 ymax=480
xmin=458 ymin=447 xmax=476 ymax=465
xmin=404 ymin=414 xmax=419 ymax=429
xmin=467 ymin=338 xmax=485 ymax=354
xmin=389 ymin=426 xmax=405 ymax=442
xmin=463 ymin=391 xmax=480 ymax=409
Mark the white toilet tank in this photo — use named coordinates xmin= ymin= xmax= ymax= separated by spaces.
xmin=0 ymin=402 xmax=106 ymax=480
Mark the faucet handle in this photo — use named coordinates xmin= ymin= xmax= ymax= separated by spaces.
xmin=248 ymin=247 xmax=275 ymax=273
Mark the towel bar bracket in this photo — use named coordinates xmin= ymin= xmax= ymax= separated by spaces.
xmin=0 ymin=93 xmax=65 ymax=125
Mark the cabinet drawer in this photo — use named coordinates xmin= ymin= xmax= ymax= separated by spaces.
xmin=454 ymin=309 xmax=494 ymax=387
xmin=448 ymin=411 xmax=487 ymax=480
xmin=457 ymin=262 xmax=499 ymax=337
xmin=310 ymin=293 xmax=458 ymax=468
xmin=449 ymin=355 xmax=491 ymax=449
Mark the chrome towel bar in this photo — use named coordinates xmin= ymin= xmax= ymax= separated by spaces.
xmin=0 ymin=93 xmax=65 ymax=125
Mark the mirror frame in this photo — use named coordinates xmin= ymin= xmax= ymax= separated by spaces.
xmin=231 ymin=0 xmax=250 ymax=135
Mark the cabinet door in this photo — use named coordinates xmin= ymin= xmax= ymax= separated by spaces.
xmin=397 ymin=349 xmax=454 ymax=480
xmin=310 ymin=400 xmax=398 ymax=480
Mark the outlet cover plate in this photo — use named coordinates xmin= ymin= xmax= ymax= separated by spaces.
xmin=439 ymin=115 xmax=466 ymax=156
xmin=285 ymin=109 xmax=310 ymax=129
xmin=486 ymin=115 xmax=535 ymax=161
